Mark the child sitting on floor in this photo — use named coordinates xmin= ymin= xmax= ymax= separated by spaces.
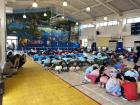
xmin=82 ymin=64 xmax=99 ymax=83
xmin=54 ymin=62 xmax=62 ymax=74
xmin=122 ymin=76 xmax=138 ymax=101
xmin=106 ymin=73 xmax=122 ymax=97
xmin=86 ymin=68 xmax=99 ymax=84
xmin=124 ymin=69 xmax=139 ymax=81
xmin=96 ymin=63 xmax=110 ymax=88
xmin=61 ymin=61 xmax=68 ymax=72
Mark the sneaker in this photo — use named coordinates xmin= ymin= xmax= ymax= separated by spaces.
xmin=121 ymin=96 xmax=127 ymax=101
xmin=82 ymin=80 xmax=89 ymax=84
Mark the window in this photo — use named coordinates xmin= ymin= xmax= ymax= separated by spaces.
xmin=7 ymin=36 xmax=18 ymax=49
xmin=7 ymin=36 xmax=18 ymax=40
xmin=91 ymin=24 xmax=95 ymax=27
xmin=134 ymin=17 xmax=140 ymax=23
xmin=108 ymin=21 xmax=113 ymax=26
xmin=118 ymin=21 xmax=120 ymax=25
xmin=82 ymin=39 xmax=88 ymax=47
xmin=112 ymin=21 xmax=118 ymax=25
xmin=104 ymin=22 xmax=108 ymax=26
xmin=96 ymin=23 xmax=100 ymax=28
xmin=100 ymin=22 xmax=104 ymax=26
xmin=96 ymin=20 xmax=118 ymax=27
xmin=127 ymin=18 xmax=133 ymax=23
xmin=126 ymin=17 xmax=140 ymax=24
xmin=80 ymin=24 xmax=95 ymax=29
xmin=88 ymin=24 xmax=94 ymax=27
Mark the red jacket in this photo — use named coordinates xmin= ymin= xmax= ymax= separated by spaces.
xmin=123 ymin=81 xmax=138 ymax=101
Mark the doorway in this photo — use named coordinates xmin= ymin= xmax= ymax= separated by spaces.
xmin=6 ymin=36 xmax=18 ymax=51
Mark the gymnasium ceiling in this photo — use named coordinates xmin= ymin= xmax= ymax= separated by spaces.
xmin=6 ymin=0 xmax=140 ymax=21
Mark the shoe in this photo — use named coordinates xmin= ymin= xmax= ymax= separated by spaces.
xmin=121 ymin=96 xmax=127 ymax=101
xmin=101 ymin=84 xmax=105 ymax=88
xmin=82 ymin=80 xmax=89 ymax=84
xmin=112 ymin=92 xmax=118 ymax=97
xmin=98 ymin=83 xmax=101 ymax=87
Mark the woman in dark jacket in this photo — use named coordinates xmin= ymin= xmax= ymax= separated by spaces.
xmin=18 ymin=54 xmax=26 ymax=68
xmin=133 ymin=53 xmax=138 ymax=65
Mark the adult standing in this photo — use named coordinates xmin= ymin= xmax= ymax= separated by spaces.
xmin=136 ymin=43 xmax=140 ymax=59
xmin=133 ymin=53 xmax=138 ymax=65
xmin=12 ymin=43 xmax=15 ymax=52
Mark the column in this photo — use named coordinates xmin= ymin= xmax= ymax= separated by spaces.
xmin=116 ymin=16 xmax=123 ymax=52
xmin=92 ymin=22 xmax=97 ymax=51
xmin=0 ymin=2 xmax=6 ymax=104
xmin=118 ymin=16 xmax=124 ymax=40
xmin=0 ymin=0 xmax=6 ymax=69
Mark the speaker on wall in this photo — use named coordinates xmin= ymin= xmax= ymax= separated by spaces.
xmin=96 ymin=31 xmax=100 ymax=35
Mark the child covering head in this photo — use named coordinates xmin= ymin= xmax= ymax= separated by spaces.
xmin=124 ymin=69 xmax=139 ymax=81
xmin=61 ymin=61 xmax=68 ymax=72
xmin=86 ymin=69 xmax=100 ymax=84
xmin=96 ymin=63 xmax=107 ymax=83
xmin=82 ymin=64 xmax=99 ymax=83
xmin=98 ymin=66 xmax=112 ymax=88
xmin=54 ymin=62 xmax=62 ymax=74
xmin=84 ymin=64 xmax=98 ymax=75
xmin=106 ymin=73 xmax=122 ymax=97
xmin=122 ymin=76 xmax=138 ymax=101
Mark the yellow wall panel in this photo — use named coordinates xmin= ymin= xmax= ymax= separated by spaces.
xmin=97 ymin=37 xmax=110 ymax=47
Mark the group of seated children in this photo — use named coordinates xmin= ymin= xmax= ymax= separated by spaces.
xmin=1 ymin=51 xmax=26 ymax=77
xmin=31 ymin=50 xmax=90 ymax=73
xmin=83 ymin=61 xmax=140 ymax=101
xmin=31 ymin=50 xmax=115 ymax=74
xmin=29 ymin=49 xmax=140 ymax=101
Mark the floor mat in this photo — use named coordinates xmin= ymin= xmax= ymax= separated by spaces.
xmin=3 ymin=58 xmax=100 ymax=105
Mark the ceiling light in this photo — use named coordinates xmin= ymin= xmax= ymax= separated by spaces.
xmin=32 ymin=1 xmax=38 ymax=8
xmin=104 ymin=17 xmax=107 ymax=20
xmin=23 ymin=14 xmax=27 ymax=18
xmin=76 ymin=22 xmax=79 ymax=25
xmin=63 ymin=1 xmax=67 ymax=7
xmin=44 ymin=13 xmax=47 ymax=17
xmin=62 ymin=16 xmax=65 ymax=19
xmin=86 ymin=7 xmax=90 ymax=12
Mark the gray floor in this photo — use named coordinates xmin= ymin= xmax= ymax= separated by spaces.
xmin=56 ymin=70 xmax=140 ymax=105
xmin=38 ymin=59 xmax=140 ymax=105
xmin=55 ymin=59 xmax=140 ymax=105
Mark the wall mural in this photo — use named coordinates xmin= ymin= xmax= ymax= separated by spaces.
xmin=6 ymin=11 xmax=79 ymax=49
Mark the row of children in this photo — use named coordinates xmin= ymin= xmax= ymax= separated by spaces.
xmin=30 ymin=50 xmax=90 ymax=73
xmin=83 ymin=63 xmax=140 ymax=101
xmin=30 ymin=50 xmax=111 ymax=74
